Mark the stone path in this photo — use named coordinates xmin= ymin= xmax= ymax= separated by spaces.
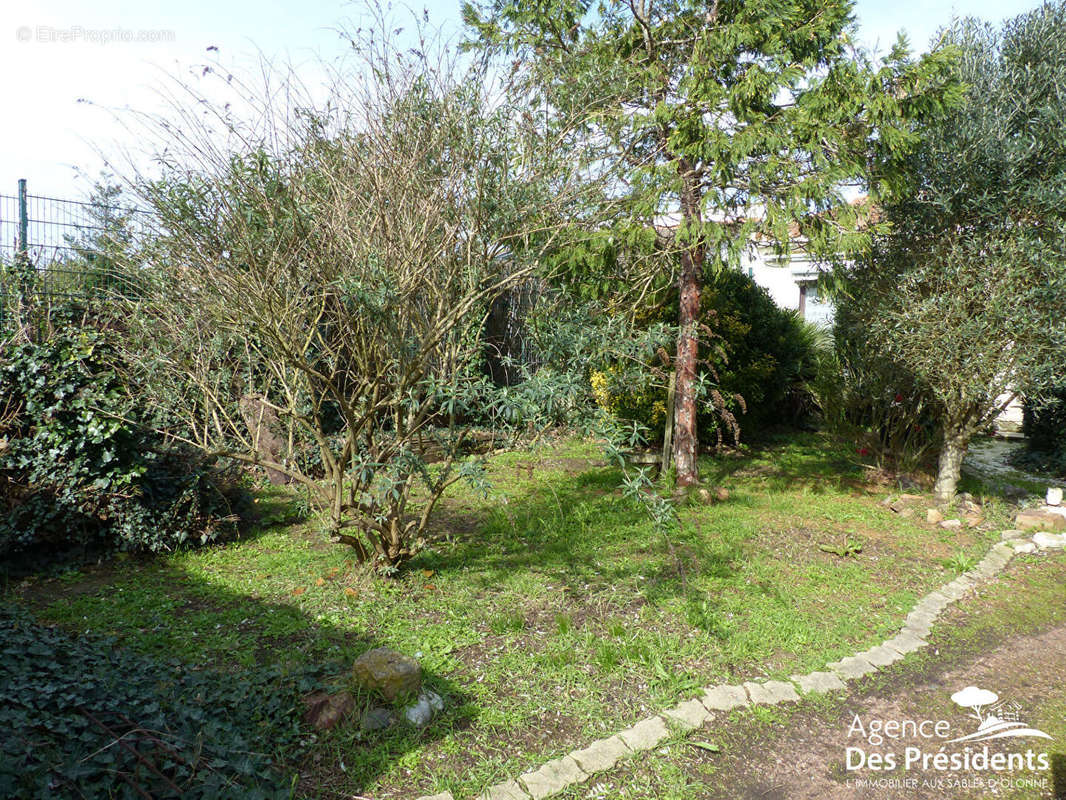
xmin=414 ymin=529 xmax=1066 ymax=800
xmin=964 ymin=436 xmax=1065 ymax=488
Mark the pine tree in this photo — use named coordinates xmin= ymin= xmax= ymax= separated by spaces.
xmin=466 ymin=0 xmax=960 ymax=484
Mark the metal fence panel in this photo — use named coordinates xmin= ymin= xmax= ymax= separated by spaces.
xmin=0 ymin=179 xmax=153 ymax=332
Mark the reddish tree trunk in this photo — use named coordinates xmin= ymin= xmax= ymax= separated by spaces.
xmin=672 ymin=159 xmax=704 ymax=487
xmin=673 ymin=246 xmax=702 ymax=486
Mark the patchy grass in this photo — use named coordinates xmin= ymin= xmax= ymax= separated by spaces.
xmin=553 ymin=552 xmax=1066 ymax=800
xmin=5 ymin=432 xmax=1004 ymax=799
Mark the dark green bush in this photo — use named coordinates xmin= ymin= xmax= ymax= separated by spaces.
xmin=0 ymin=330 xmax=246 ymax=567
xmin=1023 ymin=386 xmax=1066 ymax=454
xmin=590 ymin=270 xmax=826 ymax=443
xmin=0 ymin=603 xmax=321 ymax=799
xmin=700 ymin=270 xmax=825 ymax=436
xmin=1013 ymin=386 xmax=1066 ymax=477
xmin=826 ymin=291 xmax=941 ymax=471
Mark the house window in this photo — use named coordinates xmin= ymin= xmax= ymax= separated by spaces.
xmin=799 ymin=282 xmax=834 ymax=328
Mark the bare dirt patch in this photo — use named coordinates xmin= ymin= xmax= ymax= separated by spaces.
xmin=704 ymin=625 xmax=1066 ymax=800
xmin=676 ymin=563 xmax=1066 ymax=800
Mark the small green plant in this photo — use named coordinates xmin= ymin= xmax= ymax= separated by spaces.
xmin=594 ymin=641 xmax=622 ymax=671
xmin=685 ymin=597 xmax=736 ymax=638
xmin=817 ymin=536 xmax=864 ymax=558
xmin=488 ymin=611 xmax=526 ymax=635
xmin=942 ymin=551 xmax=978 ymax=574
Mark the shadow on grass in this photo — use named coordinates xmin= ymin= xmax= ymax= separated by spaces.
xmin=7 ymin=560 xmax=471 ymax=799
xmin=956 ymin=469 xmax=1047 ymax=505
xmin=0 ymin=485 xmax=309 ymax=586
xmin=697 ymin=431 xmax=867 ymax=494
xmin=410 ymin=442 xmax=830 ymax=612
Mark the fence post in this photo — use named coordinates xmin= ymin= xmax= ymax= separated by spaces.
xmin=17 ymin=178 xmax=28 ymax=261
xmin=661 ymin=371 xmax=676 ymax=474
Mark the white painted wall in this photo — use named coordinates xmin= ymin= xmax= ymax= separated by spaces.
xmin=738 ymin=244 xmax=834 ymax=328
xmin=740 ymin=248 xmax=801 ymax=309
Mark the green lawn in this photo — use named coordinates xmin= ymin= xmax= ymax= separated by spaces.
xmin=6 ymin=432 xmax=1005 ymax=798
xmin=547 ymin=552 xmax=1066 ymax=800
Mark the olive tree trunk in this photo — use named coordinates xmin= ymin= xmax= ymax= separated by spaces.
xmin=933 ymin=425 xmax=973 ymax=504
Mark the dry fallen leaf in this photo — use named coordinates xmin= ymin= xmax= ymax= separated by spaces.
xmin=315 ymin=577 xmax=326 ymax=587
xmin=344 ymin=587 xmax=358 ymax=597
xmin=422 ymin=569 xmax=435 ymax=578
xmin=423 ymin=583 xmax=435 ymax=591
xmin=292 ymin=586 xmax=306 ymax=596
xmin=690 ymin=741 xmax=721 ymax=753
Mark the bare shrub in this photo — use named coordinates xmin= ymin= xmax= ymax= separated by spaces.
xmin=117 ymin=20 xmax=604 ymax=569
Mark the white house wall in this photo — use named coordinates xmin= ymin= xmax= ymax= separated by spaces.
xmin=739 ymin=245 xmax=835 ymax=328
xmin=740 ymin=247 xmax=802 ymax=310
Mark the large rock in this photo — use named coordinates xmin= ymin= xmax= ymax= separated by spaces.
xmin=1015 ymin=509 xmax=1066 ymax=531
xmin=302 ymin=691 xmax=355 ymax=731
xmin=353 ymin=648 xmax=422 ymax=701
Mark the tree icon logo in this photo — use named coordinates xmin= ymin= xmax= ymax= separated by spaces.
xmin=951 ymin=686 xmax=999 ymax=725
xmin=947 ymin=686 xmax=1053 ymax=744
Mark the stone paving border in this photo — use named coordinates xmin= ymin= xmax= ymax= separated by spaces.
xmin=417 ymin=532 xmax=1066 ymax=800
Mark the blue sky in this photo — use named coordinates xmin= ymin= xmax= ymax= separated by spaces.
xmin=0 ymin=0 xmax=1046 ymax=199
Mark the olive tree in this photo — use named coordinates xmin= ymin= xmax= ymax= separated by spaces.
xmin=118 ymin=27 xmax=602 ymax=569
xmin=840 ymin=3 xmax=1066 ymax=503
